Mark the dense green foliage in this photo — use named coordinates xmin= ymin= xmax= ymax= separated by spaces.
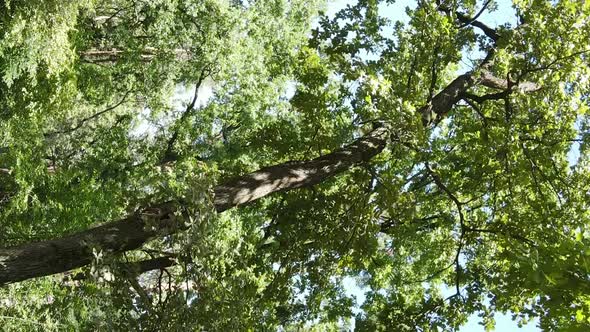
xmin=1 ymin=0 xmax=590 ymax=330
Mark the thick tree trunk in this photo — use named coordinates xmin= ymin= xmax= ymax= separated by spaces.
xmin=0 ymin=127 xmax=387 ymax=285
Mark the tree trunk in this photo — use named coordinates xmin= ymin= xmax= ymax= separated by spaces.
xmin=80 ymin=48 xmax=192 ymax=63
xmin=0 ymin=127 xmax=388 ymax=285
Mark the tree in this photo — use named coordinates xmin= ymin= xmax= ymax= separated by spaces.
xmin=0 ymin=0 xmax=589 ymax=330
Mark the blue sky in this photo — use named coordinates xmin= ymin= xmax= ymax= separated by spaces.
xmin=324 ymin=0 xmax=542 ymax=330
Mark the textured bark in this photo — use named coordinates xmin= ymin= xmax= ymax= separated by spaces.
xmin=80 ymin=48 xmax=192 ymax=63
xmin=419 ymin=68 xmax=540 ymax=125
xmin=68 ymin=256 xmax=177 ymax=281
xmin=479 ymin=70 xmax=541 ymax=92
xmin=213 ymin=127 xmax=388 ymax=211
xmin=0 ymin=202 xmax=179 ymax=285
xmin=419 ymin=72 xmax=477 ymax=125
xmin=0 ymin=127 xmax=388 ymax=285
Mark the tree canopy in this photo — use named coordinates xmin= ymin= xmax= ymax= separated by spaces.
xmin=1 ymin=0 xmax=590 ymax=330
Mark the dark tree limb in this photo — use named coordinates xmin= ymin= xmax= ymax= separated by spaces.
xmin=438 ymin=3 xmax=500 ymax=41
xmin=425 ymin=162 xmax=466 ymax=299
xmin=46 ymin=90 xmax=132 ymax=137
xmin=418 ymin=48 xmax=540 ymax=125
xmin=67 ymin=256 xmax=177 ymax=281
xmin=455 ymin=11 xmax=500 ymax=41
xmin=419 ymin=72 xmax=477 ymax=125
xmin=0 ymin=126 xmax=388 ymax=285
xmin=458 ymin=0 xmax=492 ymax=29
xmin=162 ymin=66 xmax=210 ymax=164
xmin=213 ymin=126 xmax=388 ymax=211
xmin=80 ymin=48 xmax=192 ymax=63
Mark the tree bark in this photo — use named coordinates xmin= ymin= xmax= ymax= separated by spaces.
xmin=418 ymin=64 xmax=540 ymax=125
xmin=80 ymin=47 xmax=192 ymax=63
xmin=0 ymin=127 xmax=388 ymax=285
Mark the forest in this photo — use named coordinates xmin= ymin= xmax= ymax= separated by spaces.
xmin=0 ymin=0 xmax=589 ymax=330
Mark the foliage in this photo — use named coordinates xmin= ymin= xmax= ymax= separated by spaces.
xmin=1 ymin=0 xmax=590 ymax=330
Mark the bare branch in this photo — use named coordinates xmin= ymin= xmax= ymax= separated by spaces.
xmin=47 ymin=91 xmax=132 ymax=137
xmin=425 ymin=162 xmax=466 ymax=299
xmin=162 ymin=67 xmax=210 ymax=163
xmin=458 ymin=0 xmax=492 ymax=29
xmin=438 ymin=4 xmax=500 ymax=41
xmin=464 ymin=226 xmax=536 ymax=246
xmin=524 ymin=49 xmax=590 ymax=74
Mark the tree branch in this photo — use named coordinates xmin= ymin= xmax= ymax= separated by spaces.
xmin=162 ymin=67 xmax=210 ymax=163
xmin=0 ymin=127 xmax=388 ymax=285
xmin=479 ymin=70 xmax=541 ymax=92
xmin=46 ymin=91 xmax=132 ymax=137
xmin=455 ymin=11 xmax=499 ymax=41
xmin=438 ymin=3 xmax=499 ymax=41
xmin=68 ymin=256 xmax=176 ymax=281
xmin=426 ymin=162 xmax=465 ymax=299
xmin=458 ymin=0 xmax=492 ymax=29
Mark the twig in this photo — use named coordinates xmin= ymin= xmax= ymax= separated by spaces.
xmin=425 ymin=162 xmax=465 ymax=300
xmin=464 ymin=226 xmax=535 ymax=246
xmin=47 ymin=90 xmax=131 ymax=136
xmin=525 ymin=49 xmax=590 ymax=74
xmin=427 ymin=43 xmax=441 ymax=102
